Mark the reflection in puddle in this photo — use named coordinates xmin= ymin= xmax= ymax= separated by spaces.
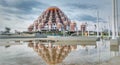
xmin=28 ymin=41 xmax=77 ymax=65
xmin=5 ymin=45 xmax=11 ymax=48
xmin=0 ymin=40 xmax=120 ymax=65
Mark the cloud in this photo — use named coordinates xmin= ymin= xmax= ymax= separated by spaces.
xmin=0 ymin=0 xmax=40 ymax=9
xmin=66 ymin=4 xmax=98 ymax=10
xmin=0 ymin=0 xmax=48 ymax=30
xmin=0 ymin=0 xmax=47 ymax=14
xmin=80 ymin=15 xmax=97 ymax=22
xmin=74 ymin=15 xmax=106 ymax=22
xmin=3 ymin=17 xmax=11 ymax=21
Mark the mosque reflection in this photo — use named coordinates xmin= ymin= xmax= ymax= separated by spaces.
xmin=28 ymin=41 xmax=77 ymax=65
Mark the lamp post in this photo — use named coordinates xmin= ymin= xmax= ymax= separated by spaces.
xmin=108 ymin=16 xmax=111 ymax=37
xmin=86 ymin=22 xmax=89 ymax=36
xmin=82 ymin=27 xmax=84 ymax=36
xmin=76 ymin=26 xmax=79 ymax=36
xmin=111 ymin=0 xmax=118 ymax=39
xmin=97 ymin=10 xmax=99 ymax=37
xmin=115 ymin=0 xmax=119 ymax=37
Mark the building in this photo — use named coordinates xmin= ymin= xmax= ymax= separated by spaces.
xmin=80 ymin=23 xmax=86 ymax=32
xmin=28 ymin=6 xmax=77 ymax=32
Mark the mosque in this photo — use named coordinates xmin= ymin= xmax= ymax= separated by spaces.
xmin=28 ymin=6 xmax=77 ymax=32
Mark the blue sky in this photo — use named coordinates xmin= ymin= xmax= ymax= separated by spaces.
xmin=0 ymin=0 xmax=119 ymax=31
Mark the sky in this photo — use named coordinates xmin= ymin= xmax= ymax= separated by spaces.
xmin=0 ymin=0 xmax=120 ymax=32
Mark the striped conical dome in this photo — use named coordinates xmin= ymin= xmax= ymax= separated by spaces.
xmin=28 ymin=6 xmax=71 ymax=32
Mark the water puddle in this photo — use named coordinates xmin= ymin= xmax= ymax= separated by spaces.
xmin=0 ymin=40 xmax=119 ymax=65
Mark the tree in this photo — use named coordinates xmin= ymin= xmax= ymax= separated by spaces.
xmin=4 ymin=27 xmax=11 ymax=33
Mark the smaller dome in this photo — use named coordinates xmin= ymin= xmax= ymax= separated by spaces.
xmin=28 ymin=24 xmax=34 ymax=31
xmin=57 ymin=23 xmax=62 ymax=29
xmin=41 ymin=23 xmax=44 ymax=25
xmin=28 ymin=24 xmax=34 ymax=28
xmin=38 ymin=23 xmax=43 ymax=26
xmin=57 ymin=22 xmax=62 ymax=25
xmin=64 ymin=21 xmax=68 ymax=25
xmin=34 ymin=21 xmax=38 ymax=25
xmin=48 ymin=21 xmax=52 ymax=24
xmin=70 ymin=22 xmax=76 ymax=26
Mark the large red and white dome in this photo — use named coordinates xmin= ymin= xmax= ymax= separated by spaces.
xmin=28 ymin=6 xmax=76 ymax=32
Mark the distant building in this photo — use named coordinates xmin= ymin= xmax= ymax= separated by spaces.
xmin=80 ymin=23 xmax=86 ymax=32
xmin=28 ymin=6 xmax=77 ymax=32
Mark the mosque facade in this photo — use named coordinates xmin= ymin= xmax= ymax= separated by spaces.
xmin=28 ymin=6 xmax=77 ymax=32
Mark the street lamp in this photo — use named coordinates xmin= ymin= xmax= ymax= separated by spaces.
xmin=85 ymin=22 xmax=89 ymax=36
xmin=108 ymin=16 xmax=111 ymax=37
xmin=111 ymin=0 xmax=119 ymax=39
xmin=97 ymin=10 xmax=99 ymax=37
